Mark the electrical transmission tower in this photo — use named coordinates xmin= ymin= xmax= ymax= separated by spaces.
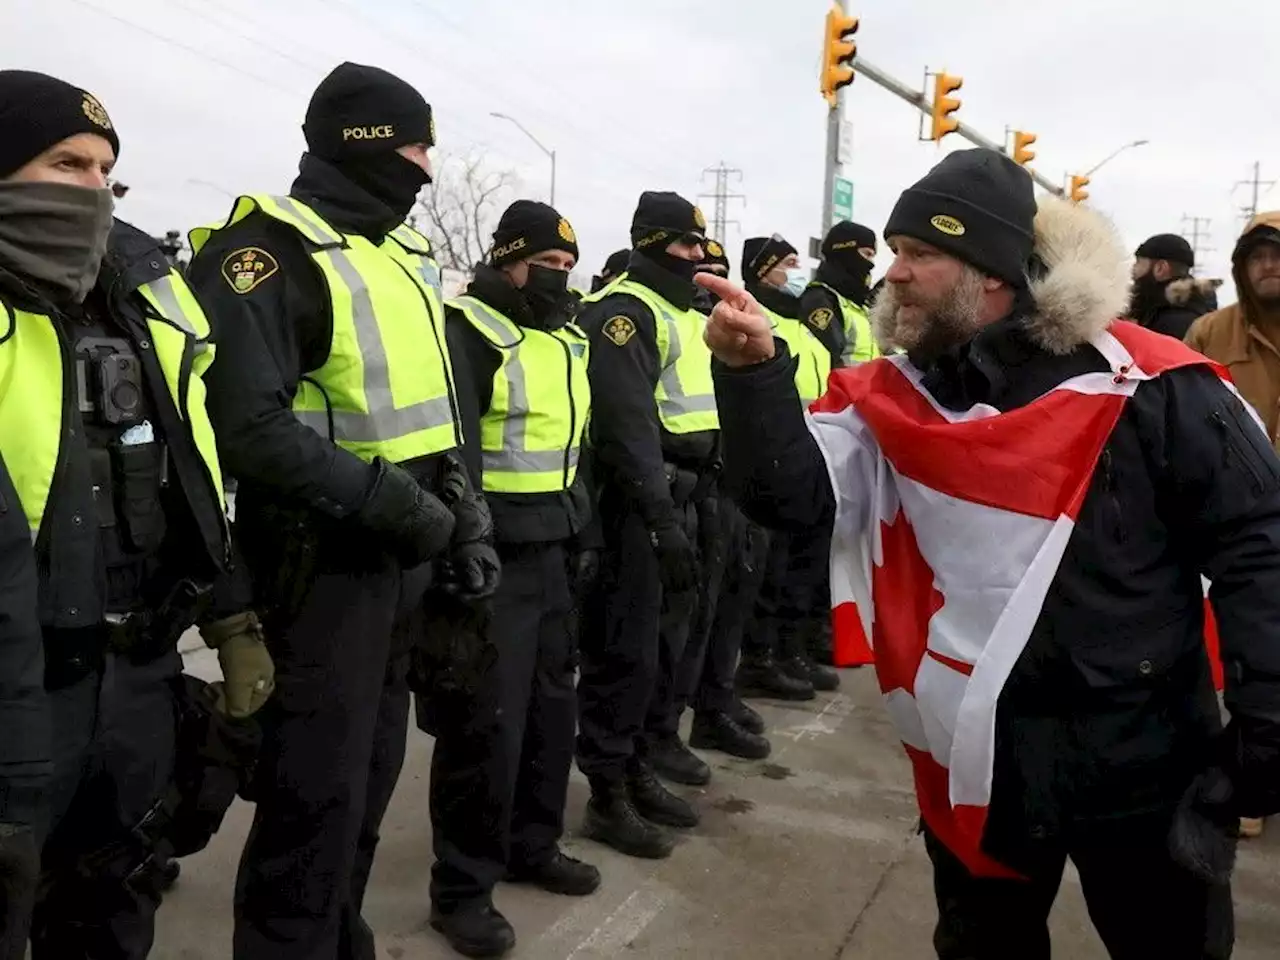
xmin=1234 ymin=161 xmax=1276 ymax=224
xmin=1180 ymin=215 xmax=1213 ymax=264
xmin=699 ymin=162 xmax=746 ymax=243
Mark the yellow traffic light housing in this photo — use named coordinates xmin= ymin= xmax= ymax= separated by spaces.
xmin=1070 ymin=174 xmax=1090 ymax=203
xmin=1012 ymin=130 xmax=1037 ymax=167
xmin=820 ymin=6 xmax=859 ymax=108
xmin=930 ymin=72 xmax=963 ymax=142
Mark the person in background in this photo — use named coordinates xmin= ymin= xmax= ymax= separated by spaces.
xmin=1129 ymin=233 xmax=1220 ymax=340
xmin=801 ymin=221 xmax=881 ymax=367
xmin=1186 ymin=210 xmax=1280 ymax=840
xmin=590 ymin=248 xmax=631 ymax=293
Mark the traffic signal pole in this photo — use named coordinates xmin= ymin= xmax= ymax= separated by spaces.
xmin=850 ymin=56 xmax=1066 ymax=198
xmin=822 ymin=74 xmax=841 ymax=232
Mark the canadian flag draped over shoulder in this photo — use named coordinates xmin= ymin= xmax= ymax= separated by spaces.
xmin=807 ymin=320 xmax=1225 ymax=877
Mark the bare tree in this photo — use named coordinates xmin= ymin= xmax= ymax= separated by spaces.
xmin=412 ymin=153 xmax=518 ymax=271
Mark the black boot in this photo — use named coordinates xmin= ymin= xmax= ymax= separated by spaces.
xmin=156 ymin=856 xmax=181 ymax=891
xmin=691 ymin=710 xmax=771 ymax=759
xmin=779 ymin=654 xmax=840 ymax=692
xmin=736 ymin=655 xmax=815 ymax=701
xmin=628 ymin=764 xmax=700 ymax=828
xmin=648 ymin=734 xmax=711 ymax=786
xmin=730 ymin=698 xmax=766 ymax=735
xmin=583 ymin=782 xmax=674 ymax=859
xmin=430 ymin=899 xmax=516 ymax=958
xmin=508 ymin=849 xmax=601 ymax=896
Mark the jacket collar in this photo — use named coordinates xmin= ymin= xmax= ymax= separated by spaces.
xmin=290 ymin=153 xmax=403 ymax=241
xmin=748 ymin=281 xmax=801 ymax=320
xmin=465 ymin=264 xmax=534 ymax=326
xmin=624 ymin=251 xmax=696 ymax=311
xmin=815 ymin=259 xmax=871 ymax=307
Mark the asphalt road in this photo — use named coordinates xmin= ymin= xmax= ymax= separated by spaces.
xmin=157 ymin=647 xmax=1280 ymax=958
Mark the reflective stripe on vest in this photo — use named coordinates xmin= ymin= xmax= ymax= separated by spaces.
xmin=0 ymin=271 xmax=226 ymax=539
xmin=192 ymin=195 xmax=460 ymax=464
xmin=811 ymin=281 xmax=879 ymax=364
xmin=600 ymin=279 xmax=718 ymax=434
xmin=764 ymin=306 xmax=832 ymax=406
xmin=452 ymin=295 xmax=591 ymax=494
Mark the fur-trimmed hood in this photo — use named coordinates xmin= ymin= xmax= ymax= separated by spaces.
xmin=1165 ymin=276 xmax=1223 ymax=308
xmin=1020 ymin=196 xmax=1131 ymax=355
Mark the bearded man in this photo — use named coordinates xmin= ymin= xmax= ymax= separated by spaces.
xmin=696 ymin=149 xmax=1280 ymax=960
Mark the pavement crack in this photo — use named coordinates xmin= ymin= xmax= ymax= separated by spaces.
xmin=829 ymin=826 xmax=918 ymax=960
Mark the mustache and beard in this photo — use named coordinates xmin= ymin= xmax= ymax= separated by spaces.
xmin=869 ymin=265 xmax=987 ymax=366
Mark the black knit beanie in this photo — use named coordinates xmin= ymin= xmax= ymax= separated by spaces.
xmin=0 ymin=70 xmax=120 ymax=177
xmin=883 ymin=148 xmax=1035 ymax=285
xmin=702 ymin=238 xmax=730 ymax=272
xmin=822 ymin=221 xmax=877 ymax=273
xmin=741 ymin=235 xmax=797 ymax=284
xmin=1135 ymin=233 xmax=1194 ymax=269
xmin=489 ymin=200 xmax=578 ymax=267
xmin=630 ymin=191 xmax=706 ymax=250
xmin=303 ymin=62 xmax=435 ymax=161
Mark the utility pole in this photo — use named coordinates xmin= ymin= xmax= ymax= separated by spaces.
xmin=818 ymin=1 xmax=859 ymax=237
xmin=1235 ymin=161 xmax=1276 ymax=224
xmin=1180 ymin=215 xmax=1213 ymax=264
xmin=698 ymin=162 xmax=745 ymax=242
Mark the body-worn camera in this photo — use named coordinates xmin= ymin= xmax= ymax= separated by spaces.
xmin=76 ymin=335 xmax=144 ymax=427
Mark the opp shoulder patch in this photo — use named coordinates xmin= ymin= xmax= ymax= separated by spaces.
xmin=808 ymin=307 xmax=834 ymax=331
xmin=221 ymin=246 xmax=280 ymax=295
xmin=604 ymin=315 xmax=637 ymax=346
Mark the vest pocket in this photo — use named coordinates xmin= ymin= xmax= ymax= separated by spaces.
xmin=111 ymin=440 xmax=167 ymax=552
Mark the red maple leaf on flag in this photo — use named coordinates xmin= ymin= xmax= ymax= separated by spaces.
xmin=871 ymin=507 xmax=944 ymax=697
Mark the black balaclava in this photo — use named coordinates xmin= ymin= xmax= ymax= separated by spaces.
xmin=489 ymin=199 xmax=580 ymax=329
xmin=630 ymin=190 xmax=707 ymax=284
xmin=303 ymin=62 xmax=436 ymax=219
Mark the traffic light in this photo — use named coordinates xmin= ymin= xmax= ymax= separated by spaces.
xmin=1070 ymin=174 xmax=1090 ymax=203
xmin=930 ymin=72 xmax=963 ymax=142
xmin=820 ymin=6 xmax=859 ymax=108
xmin=1012 ymin=130 xmax=1037 ymax=166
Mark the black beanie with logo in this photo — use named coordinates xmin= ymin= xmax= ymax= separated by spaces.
xmin=0 ymin=70 xmax=120 ymax=177
xmin=883 ymin=148 xmax=1036 ymax=285
xmin=489 ymin=200 xmax=578 ymax=267
xmin=303 ymin=62 xmax=435 ymax=161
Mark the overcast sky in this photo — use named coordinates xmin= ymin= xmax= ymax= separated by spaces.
xmin=6 ymin=0 xmax=1276 ymax=300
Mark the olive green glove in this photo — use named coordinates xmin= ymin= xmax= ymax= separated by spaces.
xmin=200 ymin=611 xmax=275 ymax=719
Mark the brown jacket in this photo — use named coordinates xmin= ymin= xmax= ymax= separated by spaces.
xmin=1185 ymin=210 xmax=1280 ymax=448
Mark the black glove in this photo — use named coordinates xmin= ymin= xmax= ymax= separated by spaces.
xmin=0 ymin=824 xmax=39 ymax=960
xmin=354 ymin=458 xmax=455 ymax=567
xmin=649 ymin=516 xmax=697 ymax=594
xmin=571 ymin=548 xmax=601 ymax=599
xmin=1169 ymin=767 xmax=1238 ymax=885
xmin=442 ymin=476 xmax=501 ymax=602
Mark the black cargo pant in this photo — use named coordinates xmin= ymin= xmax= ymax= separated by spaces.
xmin=578 ymin=488 xmax=681 ymax=786
xmin=430 ymin=540 xmax=578 ymax=909
xmin=744 ymin=526 xmax=829 ymax=662
xmin=31 ymin=646 xmax=182 ymax=960
xmin=695 ymin=503 xmax=769 ymax=715
xmin=924 ymin=818 xmax=1234 ymax=960
xmin=234 ymin=557 xmax=423 ymax=960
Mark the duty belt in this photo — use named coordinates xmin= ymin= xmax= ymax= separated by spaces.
xmin=106 ymin=578 xmax=212 ymax=664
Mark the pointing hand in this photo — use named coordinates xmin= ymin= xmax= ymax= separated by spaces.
xmin=695 ymin=273 xmax=775 ymax=367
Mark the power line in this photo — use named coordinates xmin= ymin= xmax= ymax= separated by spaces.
xmin=698 ymin=162 xmax=746 ymax=243
xmin=166 ymin=0 xmax=329 ymax=74
xmin=1180 ymin=215 xmax=1214 ymax=264
xmin=1234 ymin=161 xmax=1276 ymax=225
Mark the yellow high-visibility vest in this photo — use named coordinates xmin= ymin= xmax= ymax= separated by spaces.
xmin=191 ymin=194 xmax=460 ymax=464
xmin=762 ymin=305 xmax=832 ymax=406
xmin=451 ymin=295 xmax=591 ymax=494
xmin=0 ymin=271 xmax=225 ymax=540
xmin=809 ymin=281 xmax=879 ymax=364
xmin=584 ymin=277 xmax=718 ymax=434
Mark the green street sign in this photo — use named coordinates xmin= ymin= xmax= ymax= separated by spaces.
xmin=832 ymin=176 xmax=854 ymax=224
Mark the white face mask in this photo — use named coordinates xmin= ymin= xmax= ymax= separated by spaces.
xmin=780 ymin=266 xmax=807 ymax=298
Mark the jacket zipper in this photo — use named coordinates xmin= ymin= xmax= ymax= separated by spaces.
xmin=559 ymin=336 xmax=577 ymax=489
xmin=1099 ymin=449 xmax=1126 ymax=543
xmin=1210 ymin=411 xmax=1266 ymax=495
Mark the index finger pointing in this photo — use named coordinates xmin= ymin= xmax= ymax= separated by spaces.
xmin=694 ymin=271 xmax=750 ymax=309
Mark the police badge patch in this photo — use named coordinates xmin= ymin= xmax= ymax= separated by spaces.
xmin=221 ymin=247 xmax=280 ymax=295
xmin=604 ymin=316 xmax=636 ymax=346
xmin=807 ymin=307 xmax=834 ymax=331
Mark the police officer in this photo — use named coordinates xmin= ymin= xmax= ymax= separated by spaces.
xmin=575 ymin=192 xmax=714 ymax=859
xmin=0 ymin=71 xmax=274 ymax=958
xmin=187 ymin=63 xmax=497 ymax=959
xmin=735 ymin=235 xmax=839 ymax=700
xmin=800 ymin=221 xmax=880 ymax=367
xmin=590 ymin=248 xmax=631 ymax=293
xmin=427 ymin=201 xmax=599 ymax=957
